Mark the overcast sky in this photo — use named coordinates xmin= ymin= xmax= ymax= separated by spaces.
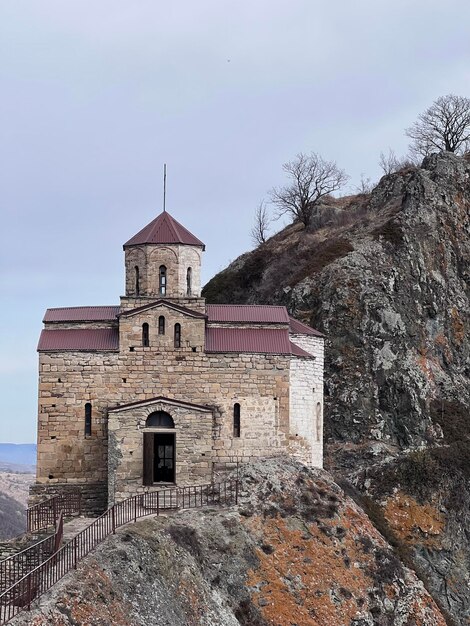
xmin=1 ymin=0 xmax=469 ymax=444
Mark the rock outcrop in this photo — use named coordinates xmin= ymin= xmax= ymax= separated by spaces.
xmin=203 ymin=152 xmax=470 ymax=624
xmin=9 ymin=460 xmax=446 ymax=626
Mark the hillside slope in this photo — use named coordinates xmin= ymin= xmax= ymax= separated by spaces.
xmin=10 ymin=460 xmax=445 ymax=626
xmin=203 ymin=152 xmax=470 ymax=624
xmin=0 ymin=491 xmax=27 ymax=541
xmin=204 ymin=152 xmax=469 ymax=453
xmin=0 ymin=472 xmax=33 ymax=539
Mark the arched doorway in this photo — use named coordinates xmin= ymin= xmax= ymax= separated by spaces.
xmin=143 ymin=411 xmax=175 ymax=484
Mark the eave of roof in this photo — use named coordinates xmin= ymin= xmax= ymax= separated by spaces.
xmin=289 ymin=316 xmax=325 ymax=337
xmin=289 ymin=341 xmax=314 ymax=358
xmin=108 ymin=396 xmax=213 ymax=413
xmin=124 ymin=211 xmax=205 ymax=249
xmin=38 ymin=328 xmax=119 ymax=352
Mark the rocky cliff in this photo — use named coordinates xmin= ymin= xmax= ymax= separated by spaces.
xmin=203 ymin=152 xmax=470 ymax=624
xmin=10 ymin=460 xmax=446 ymax=626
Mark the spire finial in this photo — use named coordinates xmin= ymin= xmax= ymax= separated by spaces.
xmin=163 ymin=163 xmax=167 ymax=212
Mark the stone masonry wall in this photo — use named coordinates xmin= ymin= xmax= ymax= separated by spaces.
xmin=44 ymin=322 xmax=118 ymax=330
xmin=176 ymin=246 xmax=202 ymax=298
xmin=29 ymin=481 xmax=107 ymax=515
xmin=289 ymin=336 xmax=324 ymax=468
xmin=125 ymin=244 xmax=203 ymax=299
xmin=119 ymin=305 xmax=206 ymax=353
xmin=36 ymin=340 xmax=290 ymax=509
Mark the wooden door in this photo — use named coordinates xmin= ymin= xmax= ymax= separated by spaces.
xmin=154 ymin=433 xmax=175 ymax=483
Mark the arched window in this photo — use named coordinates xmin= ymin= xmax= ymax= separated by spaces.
xmin=142 ymin=323 xmax=149 ymax=347
xmin=146 ymin=411 xmax=174 ymax=428
xmin=135 ymin=266 xmax=140 ymax=296
xmin=85 ymin=403 xmax=92 ymax=437
xmin=158 ymin=315 xmax=165 ymax=335
xmin=159 ymin=265 xmax=167 ymax=296
xmin=233 ymin=403 xmax=241 ymax=438
xmin=174 ymin=323 xmax=181 ymax=348
xmin=186 ymin=267 xmax=192 ymax=296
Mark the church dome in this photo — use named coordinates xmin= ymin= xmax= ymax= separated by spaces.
xmin=124 ymin=211 xmax=205 ymax=250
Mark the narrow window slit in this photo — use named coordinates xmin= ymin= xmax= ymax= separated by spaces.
xmin=233 ymin=403 xmax=241 ymax=438
xmin=159 ymin=265 xmax=167 ymax=295
xmin=174 ymin=323 xmax=181 ymax=348
xmin=135 ymin=266 xmax=140 ymax=295
xmin=142 ymin=323 xmax=150 ymax=347
xmin=85 ymin=402 xmax=92 ymax=437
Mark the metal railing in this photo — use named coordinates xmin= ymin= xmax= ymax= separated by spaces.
xmin=0 ymin=513 xmax=63 ymax=594
xmin=0 ymin=480 xmax=238 ymax=624
xmin=27 ymin=491 xmax=81 ymax=533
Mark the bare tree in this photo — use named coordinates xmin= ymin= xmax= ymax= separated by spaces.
xmin=355 ymin=173 xmax=374 ymax=194
xmin=406 ymin=94 xmax=470 ymax=158
xmin=379 ymin=149 xmax=417 ymax=175
xmin=251 ymin=202 xmax=270 ymax=245
xmin=379 ymin=149 xmax=402 ymax=175
xmin=270 ymin=152 xmax=349 ymax=227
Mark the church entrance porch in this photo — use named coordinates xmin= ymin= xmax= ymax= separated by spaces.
xmin=107 ymin=396 xmax=214 ymax=505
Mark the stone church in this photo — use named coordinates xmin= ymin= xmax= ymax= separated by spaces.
xmin=33 ymin=211 xmax=324 ymax=512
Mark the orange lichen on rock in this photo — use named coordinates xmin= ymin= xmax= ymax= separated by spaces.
xmin=27 ymin=561 xmax=133 ymax=626
xmin=245 ymin=515 xmax=376 ymax=626
xmin=434 ymin=332 xmax=453 ymax=363
xmin=450 ymin=307 xmax=465 ymax=346
xmin=383 ymin=492 xmax=444 ymax=547
xmin=416 ymin=346 xmax=439 ymax=382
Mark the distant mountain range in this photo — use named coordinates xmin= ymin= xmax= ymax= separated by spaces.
xmin=0 ymin=443 xmax=36 ymax=469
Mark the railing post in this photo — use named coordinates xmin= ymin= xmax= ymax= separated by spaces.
xmin=74 ymin=537 xmax=78 ymax=569
xmin=27 ymin=574 xmax=31 ymax=611
xmin=52 ymin=497 xmax=57 ymax=526
xmin=112 ymin=506 xmax=116 ymax=534
xmin=157 ymin=491 xmax=159 ymax=517
xmin=134 ymin=496 xmax=137 ymax=523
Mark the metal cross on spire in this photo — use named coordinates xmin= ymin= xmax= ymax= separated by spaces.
xmin=163 ymin=163 xmax=167 ymax=212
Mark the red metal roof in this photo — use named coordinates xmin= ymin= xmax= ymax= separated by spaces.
xmin=124 ymin=211 xmax=205 ymax=249
xmin=290 ymin=341 xmax=314 ymax=358
xmin=37 ymin=325 xmax=313 ymax=356
xmin=205 ymin=327 xmax=312 ymax=356
xmin=206 ymin=304 xmax=289 ymax=324
xmin=289 ymin=316 xmax=324 ymax=337
xmin=38 ymin=329 xmax=119 ymax=352
xmin=43 ymin=306 xmax=120 ymax=323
